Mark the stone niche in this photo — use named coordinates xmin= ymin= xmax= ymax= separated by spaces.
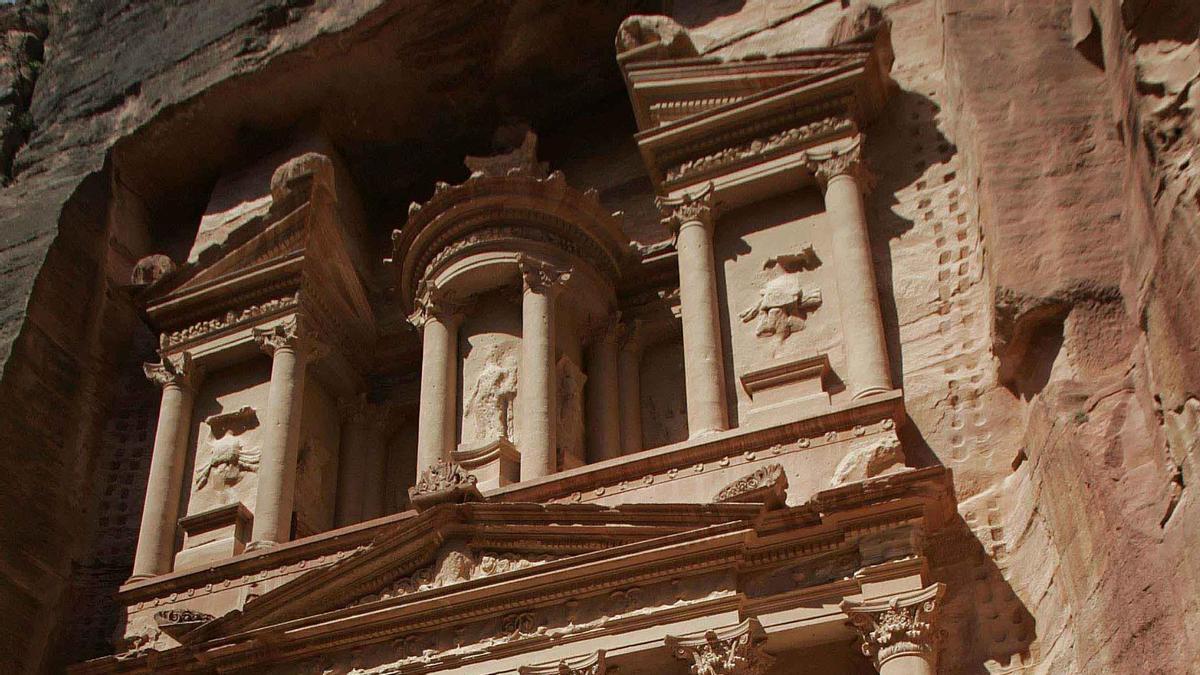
xmin=718 ymin=191 xmax=843 ymax=427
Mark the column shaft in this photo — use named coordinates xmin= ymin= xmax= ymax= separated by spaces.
xmin=360 ymin=418 xmax=389 ymax=519
xmin=663 ymin=186 xmax=729 ymax=436
xmin=415 ymin=313 xmax=458 ymax=474
xmin=251 ymin=342 xmax=307 ymax=546
xmin=334 ymin=403 xmax=369 ymax=527
xmin=520 ymin=287 xmax=557 ymax=480
xmin=130 ymin=360 xmax=196 ymax=580
xmin=585 ymin=325 xmax=621 ymax=463
xmin=617 ymin=325 xmax=643 ymax=455
xmin=878 ymin=653 xmax=935 ymax=675
xmin=819 ymin=149 xmax=892 ymax=399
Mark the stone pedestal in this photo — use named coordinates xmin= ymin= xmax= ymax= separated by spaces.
xmin=658 ymin=184 xmax=729 ymax=437
xmin=807 ymin=140 xmax=892 ymax=400
xmin=130 ymin=353 xmax=199 ymax=581
xmin=174 ymin=502 xmax=252 ymax=572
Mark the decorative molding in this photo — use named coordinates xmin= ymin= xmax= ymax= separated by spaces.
xmin=160 ymin=292 xmax=300 ymax=350
xmin=841 ymin=583 xmax=946 ymax=668
xmin=657 ymin=182 xmax=716 ymax=233
xmin=713 ymin=464 xmax=788 ymax=509
xmin=665 ymin=617 xmax=775 ymax=675
xmin=252 ymin=316 xmax=307 ymax=356
xmin=803 ymin=137 xmax=869 ymax=189
xmin=408 ymin=459 xmax=483 ymax=511
xmin=666 ymin=117 xmax=855 ymax=183
xmin=519 ymin=650 xmax=607 ymax=675
xmin=143 ymin=352 xmax=198 ymax=390
xmin=153 ymin=608 xmax=213 ymax=638
xmin=518 ymin=255 xmax=572 ymax=295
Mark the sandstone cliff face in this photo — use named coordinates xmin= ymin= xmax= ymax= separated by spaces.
xmin=0 ymin=0 xmax=1196 ymax=673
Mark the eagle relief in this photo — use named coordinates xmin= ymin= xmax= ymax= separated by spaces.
xmin=740 ymin=243 xmax=823 ymax=342
xmin=194 ymin=406 xmax=261 ymax=491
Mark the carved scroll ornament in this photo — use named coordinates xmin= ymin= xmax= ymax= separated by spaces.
xmin=520 ymin=650 xmax=607 ymax=675
xmin=408 ymin=458 xmax=483 ymax=510
xmin=252 ymin=315 xmax=327 ymax=360
xmin=408 ymin=279 xmax=467 ymax=328
xmin=657 ymin=182 xmax=716 ymax=232
xmin=666 ymin=618 xmax=775 ymax=675
xmin=714 ymin=464 xmax=788 ymax=508
xmin=518 ymin=255 xmax=572 ymax=295
xmin=841 ymin=583 xmax=946 ymax=669
xmin=803 ymin=137 xmax=869 ymax=189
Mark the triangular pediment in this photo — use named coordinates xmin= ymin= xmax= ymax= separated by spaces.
xmin=186 ymin=501 xmax=763 ymax=643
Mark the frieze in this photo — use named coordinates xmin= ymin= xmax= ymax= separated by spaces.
xmin=665 ymin=117 xmax=855 ymax=182
xmin=519 ymin=650 xmax=607 ymax=675
xmin=554 ymin=417 xmax=897 ymax=505
xmin=352 ymin=549 xmax=567 ymax=607
xmin=159 ymin=292 xmax=300 ymax=350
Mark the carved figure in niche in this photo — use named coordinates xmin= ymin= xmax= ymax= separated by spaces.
xmin=556 ymin=356 xmax=587 ymax=463
xmin=739 ymin=243 xmax=823 ymax=341
xmin=467 ymin=344 xmax=519 ymax=444
xmin=194 ymin=407 xmax=260 ymax=490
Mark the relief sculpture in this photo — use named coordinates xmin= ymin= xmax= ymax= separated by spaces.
xmin=740 ymin=243 xmax=823 ymax=341
xmin=194 ymin=407 xmax=261 ymax=490
xmin=467 ymin=344 xmax=519 ymax=445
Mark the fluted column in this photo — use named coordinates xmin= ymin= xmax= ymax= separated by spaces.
xmin=334 ymin=395 xmax=370 ymax=527
xmin=665 ymin=618 xmax=775 ymax=675
xmin=841 ymin=584 xmax=946 ymax=675
xmin=658 ymin=184 xmax=729 ymax=437
xmin=806 ymin=139 xmax=892 ymax=399
xmin=617 ymin=320 xmax=644 ymax=455
xmin=130 ymin=353 xmax=199 ymax=581
xmin=585 ymin=317 xmax=621 ymax=463
xmin=249 ymin=317 xmax=324 ymax=549
xmin=518 ymin=256 xmax=571 ymax=481
xmin=409 ymin=282 xmax=464 ymax=478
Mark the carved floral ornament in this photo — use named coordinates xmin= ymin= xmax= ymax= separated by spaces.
xmin=251 ymin=315 xmax=328 ymax=360
xmin=408 ymin=278 xmax=468 ymax=328
xmin=408 ymin=458 xmax=483 ymax=510
xmin=841 ymin=583 xmax=946 ymax=668
xmin=666 ymin=618 xmax=775 ymax=675
xmin=143 ymin=351 xmax=199 ymax=389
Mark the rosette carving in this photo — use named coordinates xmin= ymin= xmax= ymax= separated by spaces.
xmin=841 ymin=583 xmax=946 ymax=669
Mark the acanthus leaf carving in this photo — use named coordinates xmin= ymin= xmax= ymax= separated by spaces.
xmin=519 ymin=650 xmax=607 ymax=675
xmin=407 ymin=458 xmax=482 ymax=510
xmin=841 ymin=583 xmax=946 ymax=669
xmin=252 ymin=315 xmax=326 ymax=359
xmin=803 ymin=136 xmax=870 ymax=189
xmin=713 ymin=464 xmax=788 ymax=508
xmin=657 ymin=182 xmax=716 ymax=232
xmin=518 ymin=255 xmax=572 ymax=295
xmin=408 ymin=278 xmax=468 ymax=329
xmin=665 ymin=618 xmax=775 ymax=675
xmin=143 ymin=351 xmax=198 ymax=390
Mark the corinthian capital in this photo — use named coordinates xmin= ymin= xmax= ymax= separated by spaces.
xmin=656 ymin=182 xmax=716 ymax=232
xmin=519 ymin=650 xmax=607 ymax=675
xmin=518 ymin=255 xmax=572 ymax=296
xmin=665 ymin=618 xmax=775 ymax=675
xmin=804 ymin=138 xmax=869 ymax=189
xmin=408 ymin=279 xmax=467 ymax=328
xmin=252 ymin=316 xmax=327 ymax=360
xmin=841 ymin=583 xmax=946 ymax=669
xmin=143 ymin=352 xmax=198 ymax=390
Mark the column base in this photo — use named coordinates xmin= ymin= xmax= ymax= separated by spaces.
xmin=126 ymin=573 xmax=157 ymax=584
xmin=244 ymin=540 xmax=278 ymax=553
xmin=851 ymin=385 xmax=891 ymax=401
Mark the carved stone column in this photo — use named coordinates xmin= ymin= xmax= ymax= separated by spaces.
xmin=658 ymin=183 xmax=729 ymax=436
xmin=585 ymin=317 xmax=621 ymax=463
xmin=248 ymin=317 xmax=324 ymax=548
xmin=410 ymin=283 xmax=464 ymax=479
xmin=130 ymin=353 xmax=199 ymax=581
xmin=334 ymin=395 xmax=370 ymax=527
xmin=665 ymin=618 xmax=775 ymax=675
xmin=617 ymin=319 xmax=644 ymax=455
xmin=361 ymin=407 xmax=402 ymax=520
xmin=841 ymin=584 xmax=946 ymax=675
xmin=806 ymin=138 xmax=892 ymax=400
xmin=518 ymin=256 xmax=571 ymax=481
